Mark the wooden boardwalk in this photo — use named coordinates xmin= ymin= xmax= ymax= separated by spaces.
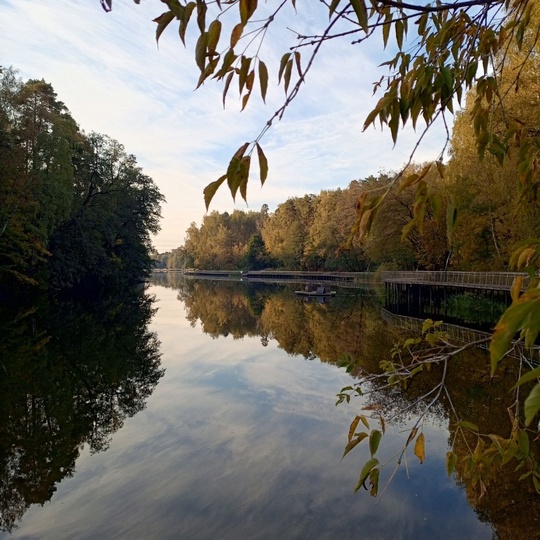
xmin=381 ymin=271 xmax=529 ymax=292
xmin=179 ymin=269 xmax=531 ymax=292
xmin=182 ymin=269 xmax=242 ymax=278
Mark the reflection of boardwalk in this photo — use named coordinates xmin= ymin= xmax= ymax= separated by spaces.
xmin=241 ymin=270 xmax=377 ymax=289
xmin=382 ymin=271 xmax=528 ymax=291
xmin=183 ymin=270 xmax=242 ymax=278
xmin=380 ymin=308 xmax=540 ymax=361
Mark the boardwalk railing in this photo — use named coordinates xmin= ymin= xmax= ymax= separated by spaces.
xmin=180 ymin=269 xmax=530 ymax=292
xmin=381 ymin=271 xmax=529 ymax=291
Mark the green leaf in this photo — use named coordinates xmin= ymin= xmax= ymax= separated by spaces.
xmin=350 ymin=0 xmax=368 ymax=32
xmin=222 ymin=71 xmax=234 ymax=107
xmin=329 ymin=0 xmax=342 ymax=17
xmin=293 ymin=51 xmax=302 ymax=77
xmin=226 ymin=142 xmax=250 ymax=200
xmin=196 ymin=0 xmax=207 ymax=32
xmin=490 ymin=291 xmax=540 ymax=376
xmin=457 ymin=421 xmax=479 ymax=432
xmin=510 ymin=276 xmax=523 ymax=304
xmin=195 ymin=31 xmax=209 ymax=71
xmin=421 ymin=319 xmax=434 ymax=334
xmin=446 ymin=451 xmax=457 ymax=476
xmin=354 ymin=458 xmax=379 ymax=493
xmin=238 ymin=55 xmax=252 ymax=94
xmin=517 ymin=429 xmax=529 ymax=458
xmin=440 ymin=65 xmax=453 ymax=92
xmin=513 ymin=365 xmax=540 ymax=389
xmin=382 ymin=16 xmax=391 ymax=47
xmin=395 ymin=19 xmax=404 ymax=50
xmin=203 ymin=174 xmax=227 ymax=210
xmin=369 ymin=468 xmax=380 ymax=496
xmin=398 ymin=173 xmax=420 ymax=193
xmin=533 ymin=475 xmax=540 ymax=494
xmin=207 ymin=19 xmax=222 ymax=52
xmin=389 ymin=102 xmax=399 ymax=143
xmin=239 ymin=155 xmax=251 ymax=202
xmin=278 ymin=53 xmax=291 ymax=84
xmin=196 ymin=57 xmax=219 ymax=88
xmin=283 ymin=59 xmax=293 ymax=94
xmin=524 ymin=382 xmax=540 ymax=427
xmin=239 ymin=0 xmax=257 ymax=25
xmin=179 ymin=2 xmax=196 ymax=45
xmin=369 ymin=429 xmax=382 ymax=457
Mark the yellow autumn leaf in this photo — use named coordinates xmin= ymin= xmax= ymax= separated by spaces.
xmin=414 ymin=432 xmax=425 ymax=464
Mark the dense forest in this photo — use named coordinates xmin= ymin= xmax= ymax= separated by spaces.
xmin=159 ymin=28 xmax=540 ymax=273
xmin=162 ymin=147 xmax=540 ymax=272
xmin=0 ymin=66 xmax=164 ymax=299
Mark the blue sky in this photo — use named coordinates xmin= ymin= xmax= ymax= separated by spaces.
xmin=2 ymin=1 xmax=448 ymax=252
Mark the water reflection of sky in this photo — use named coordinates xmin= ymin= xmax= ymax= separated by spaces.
xmin=2 ymin=285 xmax=491 ymax=539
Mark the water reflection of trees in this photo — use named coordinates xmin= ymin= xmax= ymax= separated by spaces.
xmin=160 ymin=275 xmax=396 ymax=369
xmin=447 ymin=348 xmax=540 ymax=539
xmin=157 ymin=277 xmax=539 ymax=540
xmin=0 ymin=289 xmax=163 ymax=533
xmin=343 ymin=325 xmax=540 ymax=540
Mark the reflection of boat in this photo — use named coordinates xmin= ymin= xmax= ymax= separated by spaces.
xmin=295 ymin=285 xmax=336 ymax=297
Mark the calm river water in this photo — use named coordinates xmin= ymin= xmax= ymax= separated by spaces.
xmin=1 ymin=275 xmax=538 ymax=539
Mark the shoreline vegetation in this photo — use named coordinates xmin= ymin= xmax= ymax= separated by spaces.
xmin=0 ymin=66 xmax=164 ymax=301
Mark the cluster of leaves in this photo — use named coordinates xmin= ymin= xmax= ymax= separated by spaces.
xmin=101 ymin=0 xmax=540 ymax=219
xmin=100 ymin=1 xmax=540 ymax=464
xmin=491 ymin=243 xmax=540 ymax=426
xmin=338 ymin=317 xmax=540 ymax=498
xmin=340 ymin=407 xmax=427 ymax=497
xmin=446 ymin=418 xmax=540 ymax=498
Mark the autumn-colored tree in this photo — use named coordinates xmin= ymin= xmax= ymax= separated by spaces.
xmin=181 ymin=209 xmax=262 ymax=269
xmin=262 ymin=195 xmax=317 ymax=269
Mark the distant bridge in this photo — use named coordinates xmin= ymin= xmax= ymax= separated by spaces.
xmin=179 ymin=269 xmax=530 ymax=292
xmin=381 ymin=271 xmax=529 ymax=292
xmin=241 ymin=270 xmax=377 ymax=287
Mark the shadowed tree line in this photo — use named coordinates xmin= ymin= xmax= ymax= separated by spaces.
xmin=0 ymin=66 xmax=164 ymax=299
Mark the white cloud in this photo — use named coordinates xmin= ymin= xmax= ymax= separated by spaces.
xmin=2 ymin=0 xmax=449 ymax=251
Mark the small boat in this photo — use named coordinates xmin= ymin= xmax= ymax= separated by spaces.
xmin=295 ymin=285 xmax=336 ymax=297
